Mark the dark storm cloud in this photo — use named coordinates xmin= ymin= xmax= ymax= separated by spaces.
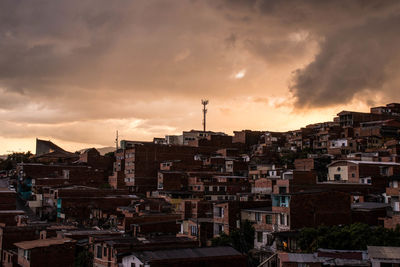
xmin=216 ymin=0 xmax=400 ymax=108
xmin=1 ymin=0 xmax=400 ymax=148
xmin=290 ymin=15 xmax=400 ymax=108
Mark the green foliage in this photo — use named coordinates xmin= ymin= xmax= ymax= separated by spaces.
xmin=74 ymin=248 xmax=93 ymax=267
xmin=104 ymin=151 xmax=115 ymax=158
xmin=279 ymin=148 xmax=313 ymax=168
xmin=314 ymin=157 xmax=331 ymax=182
xmin=99 ymin=183 xmax=112 ymax=189
xmin=211 ymin=232 xmax=232 ymax=246
xmin=211 ymin=220 xmax=255 ymax=254
xmin=298 ymin=223 xmax=400 ymax=252
xmin=0 ymin=151 xmax=33 ymax=170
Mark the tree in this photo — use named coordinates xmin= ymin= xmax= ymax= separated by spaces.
xmin=99 ymin=183 xmax=112 ymax=189
xmin=298 ymin=223 xmax=400 ymax=252
xmin=211 ymin=220 xmax=255 ymax=254
xmin=104 ymin=151 xmax=115 ymax=158
xmin=0 ymin=151 xmax=33 ymax=170
xmin=74 ymin=248 xmax=93 ymax=267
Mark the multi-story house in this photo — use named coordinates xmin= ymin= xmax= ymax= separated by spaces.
xmin=383 ymin=175 xmax=400 ymax=229
xmin=212 ymin=201 xmax=271 ymax=237
xmin=14 ymin=237 xmax=76 ymax=267
xmin=123 ymin=143 xmax=198 ymax=193
xmin=108 ymin=149 xmax=126 ymax=189
xmin=327 ymin=160 xmax=400 ymax=189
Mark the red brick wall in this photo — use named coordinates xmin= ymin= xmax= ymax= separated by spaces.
xmin=0 ymin=191 xmax=16 ymax=210
xmin=27 ymin=242 xmax=75 ymax=267
xmin=0 ymin=226 xmax=41 ymax=253
xmin=384 ymin=214 xmax=400 ymax=229
xmin=290 ymin=191 xmax=351 ymax=229
xmin=294 ymin=159 xmax=315 ymax=171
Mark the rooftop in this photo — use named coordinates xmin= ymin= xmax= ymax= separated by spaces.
xmin=328 ymin=160 xmax=400 ymax=167
xmin=351 ymin=202 xmax=389 ymax=210
xmin=14 ymin=238 xmax=76 ymax=250
xmin=133 ymin=246 xmax=241 ymax=262
xmin=368 ymin=246 xmax=400 ymax=260
xmin=242 ymin=207 xmax=272 ymax=213
xmin=0 ymin=210 xmax=25 ymax=214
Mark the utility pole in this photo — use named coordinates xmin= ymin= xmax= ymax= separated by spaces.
xmin=115 ymin=130 xmax=119 ymax=151
xmin=201 ymin=99 xmax=209 ymax=133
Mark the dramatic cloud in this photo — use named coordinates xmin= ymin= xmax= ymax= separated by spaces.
xmin=0 ymin=0 xmax=399 ymax=153
xmin=215 ymin=0 xmax=400 ymax=108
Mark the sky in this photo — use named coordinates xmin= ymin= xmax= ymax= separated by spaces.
xmin=1 ymin=0 xmax=400 ymax=154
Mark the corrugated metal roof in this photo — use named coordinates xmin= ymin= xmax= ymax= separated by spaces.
xmin=351 ymin=202 xmax=390 ymax=210
xmin=368 ymin=246 xmax=400 ymax=260
xmin=287 ymin=253 xmax=318 ymax=263
xmin=14 ymin=238 xmax=75 ymax=249
xmin=134 ymin=246 xmax=241 ymax=262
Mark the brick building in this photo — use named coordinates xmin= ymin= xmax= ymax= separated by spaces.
xmin=92 ymin=235 xmax=198 ymax=267
xmin=14 ymin=237 xmax=76 ymax=267
xmin=0 ymin=188 xmax=17 ymax=211
xmin=122 ymin=246 xmax=247 ymax=267
xmin=124 ymin=143 xmax=199 ymax=193
xmin=327 ymin=160 xmax=400 ymax=190
xmin=212 ymin=200 xmax=271 ymax=237
xmin=108 ymin=149 xmax=126 ymax=189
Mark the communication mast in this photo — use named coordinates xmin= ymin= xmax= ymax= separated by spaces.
xmin=115 ymin=130 xmax=119 ymax=151
xmin=201 ymin=99 xmax=209 ymax=132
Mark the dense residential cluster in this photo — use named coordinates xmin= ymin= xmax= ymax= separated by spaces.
xmin=1 ymin=103 xmax=400 ymax=266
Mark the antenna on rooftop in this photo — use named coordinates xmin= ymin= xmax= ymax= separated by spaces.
xmin=201 ymin=99 xmax=209 ymax=132
xmin=115 ymin=130 xmax=119 ymax=151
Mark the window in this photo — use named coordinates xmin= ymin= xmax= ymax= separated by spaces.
xmin=351 ymin=173 xmax=355 ymax=178
xmin=279 ymin=214 xmax=288 ymax=226
xmin=381 ymin=167 xmax=390 ymax=176
xmin=191 ymin=225 xmax=198 ymax=236
xmin=279 ymin=196 xmax=288 ymax=207
xmin=96 ymin=246 xmax=102 ymax=258
xmin=255 ymin=212 xmax=261 ymax=222
xmin=257 ymin=232 xmax=263 ymax=243
xmin=279 ymin=187 xmax=287 ymax=194
xmin=23 ymin=250 xmax=30 ymax=261
xmin=103 ymin=247 xmax=107 ymax=257
xmin=334 ymin=174 xmax=341 ymax=181
xmin=216 ymin=207 xmax=224 ymax=217
xmin=394 ymin=202 xmax=400 ymax=212
xmin=63 ymin=170 xmax=70 ymax=179
xmin=218 ymin=224 xmax=224 ymax=234
xmin=266 ymin=215 xmax=272 ymax=224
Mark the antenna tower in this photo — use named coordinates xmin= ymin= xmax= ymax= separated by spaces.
xmin=201 ymin=99 xmax=209 ymax=132
xmin=115 ymin=130 xmax=119 ymax=151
